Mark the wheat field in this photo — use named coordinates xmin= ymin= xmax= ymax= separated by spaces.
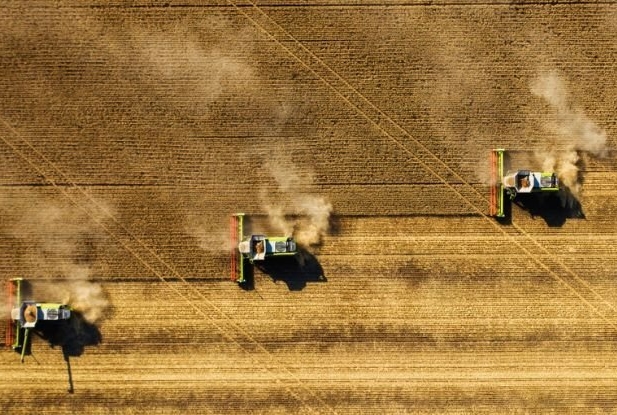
xmin=1 ymin=2 xmax=617 ymax=414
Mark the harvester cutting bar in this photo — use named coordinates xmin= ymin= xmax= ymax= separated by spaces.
xmin=230 ymin=215 xmax=238 ymax=282
xmin=229 ymin=214 xmax=245 ymax=284
xmin=490 ymin=151 xmax=496 ymax=216
xmin=5 ymin=280 xmax=15 ymax=347
xmin=6 ymin=278 xmax=22 ymax=349
xmin=490 ymin=149 xmax=505 ymax=218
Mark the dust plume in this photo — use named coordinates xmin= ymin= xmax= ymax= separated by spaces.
xmin=531 ymin=71 xmax=608 ymax=196
xmin=264 ymin=154 xmax=332 ymax=249
xmin=6 ymin=198 xmax=111 ymax=324
xmin=290 ymin=194 xmax=333 ymax=247
xmin=55 ymin=279 xmax=109 ymax=324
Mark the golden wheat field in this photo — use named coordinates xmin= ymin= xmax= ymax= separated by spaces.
xmin=1 ymin=1 xmax=617 ymax=414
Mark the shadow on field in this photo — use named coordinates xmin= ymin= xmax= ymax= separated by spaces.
xmin=238 ymin=259 xmax=255 ymax=291
xmin=514 ymin=189 xmax=585 ymax=227
xmin=35 ymin=311 xmax=103 ymax=393
xmin=327 ymin=214 xmax=343 ymax=237
xmin=254 ymin=248 xmax=327 ymax=291
xmin=37 ymin=311 xmax=102 ymax=357
xmin=398 ymin=261 xmax=431 ymax=288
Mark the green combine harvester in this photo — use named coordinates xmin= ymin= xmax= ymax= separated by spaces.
xmin=229 ymin=213 xmax=297 ymax=285
xmin=5 ymin=278 xmax=71 ymax=362
xmin=490 ymin=149 xmax=560 ymax=217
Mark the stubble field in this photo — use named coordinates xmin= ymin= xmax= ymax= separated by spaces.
xmin=1 ymin=1 xmax=617 ymax=414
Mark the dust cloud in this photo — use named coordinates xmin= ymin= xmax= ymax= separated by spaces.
xmin=54 ymin=279 xmax=109 ymax=324
xmin=265 ymin=154 xmax=333 ymax=249
xmin=531 ymin=71 xmax=608 ymax=197
xmin=5 ymin=198 xmax=111 ymax=324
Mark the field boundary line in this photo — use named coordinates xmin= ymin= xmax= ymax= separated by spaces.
xmin=225 ymin=0 xmax=617 ymax=326
xmin=0 ymin=119 xmax=334 ymax=415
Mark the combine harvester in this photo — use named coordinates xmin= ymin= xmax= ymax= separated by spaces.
xmin=490 ymin=148 xmax=560 ymax=217
xmin=229 ymin=213 xmax=297 ymax=285
xmin=5 ymin=278 xmax=71 ymax=362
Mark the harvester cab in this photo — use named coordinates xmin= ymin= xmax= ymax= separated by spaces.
xmin=5 ymin=278 xmax=72 ymax=362
xmin=230 ymin=213 xmax=297 ymax=284
xmin=490 ymin=149 xmax=560 ymax=217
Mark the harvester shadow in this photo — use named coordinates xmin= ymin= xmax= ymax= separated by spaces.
xmin=238 ymin=260 xmax=255 ymax=291
xmin=254 ymin=248 xmax=327 ymax=291
xmin=36 ymin=311 xmax=102 ymax=357
xmin=514 ymin=189 xmax=584 ymax=227
xmin=328 ymin=214 xmax=343 ymax=237
xmin=495 ymin=195 xmax=513 ymax=226
xmin=35 ymin=311 xmax=103 ymax=393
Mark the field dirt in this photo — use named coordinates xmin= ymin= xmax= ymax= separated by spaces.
xmin=1 ymin=1 xmax=617 ymax=414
